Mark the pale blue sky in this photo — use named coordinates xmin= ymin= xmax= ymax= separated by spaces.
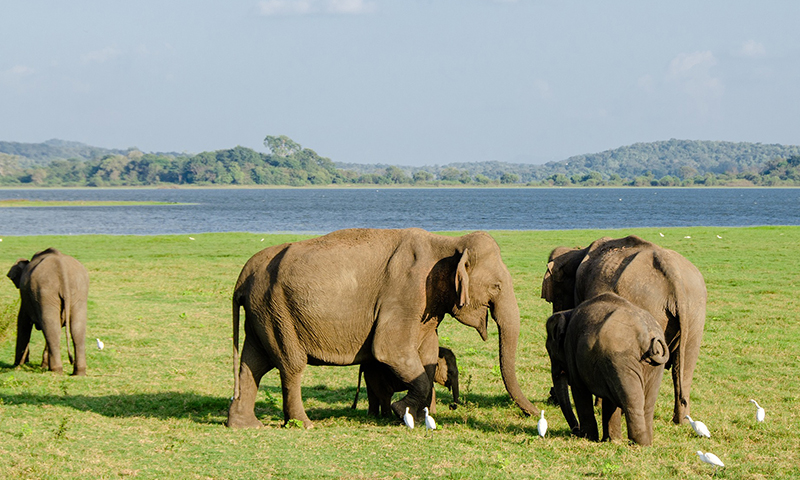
xmin=1 ymin=1 xmax=798 ymax=166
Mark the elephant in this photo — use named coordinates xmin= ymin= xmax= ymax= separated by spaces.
xmin=541 ymin=235 xmax=706 ymax=424
xmin=226 ymin=228 xmax=537 ymax=428
xmin=351 ymin=346 xmax=459 ymax=417
xmin=546 ymin=293 xmax=669 ymax=446
xmin=6 ymin=248 xmax=89 ymax=376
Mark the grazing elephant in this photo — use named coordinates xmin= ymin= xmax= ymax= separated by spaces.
xmin=351 ymin=346 xmax=459 ymax=417
xmin=541 ymin=235 xmax=706 ymax=424
xmin=227 ymin=228 xmax=537 ymax=428
xmin=6 ymin=248 xmax=89 ymax=376
xmin=546 ymin=293 xmax=669 ymax=446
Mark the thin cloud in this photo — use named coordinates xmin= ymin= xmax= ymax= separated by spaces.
xmin=258 ymin=0 xmax=375 ymax=16
xmin=7 ymin=65 xmax=35 ymax=76
xmin=667 ymin=51 xmax=724 ymax=115
xmin=738 ymin=39 xmax=766 ymax=58
xmin=81 ymin=46 xmax=122 ymax=64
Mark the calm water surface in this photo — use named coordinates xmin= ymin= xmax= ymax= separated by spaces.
xmin=0 ymin=188 xmax=798 ymax=236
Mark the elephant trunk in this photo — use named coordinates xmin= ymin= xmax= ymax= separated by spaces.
xmin=645 ymin=336 xmax=669 ymax=366
xmin=492 ymin=291 xmax=538 ymax=417
xmin=552 ymin=368 xmax=579 ymax=433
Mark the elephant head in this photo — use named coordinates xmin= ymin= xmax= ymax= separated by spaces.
xmin=541 ymin=245 xmax=589 ymax=312
xmin=7 ymin=259 xmax=29 ymax=288
xmin=446 ymin=231 xmax=537 ymax=416
xmin=545 ymin=310 xmax=580 ymax=433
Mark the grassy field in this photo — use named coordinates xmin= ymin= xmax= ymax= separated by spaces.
xmin=0 ymin=227 xmax=798 ymax=479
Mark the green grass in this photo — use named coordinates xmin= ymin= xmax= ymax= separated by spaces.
xmin=0 ymin=199 xmax=182 ymax=207
xmin=0 ymin=227 xmax=798 ymax=479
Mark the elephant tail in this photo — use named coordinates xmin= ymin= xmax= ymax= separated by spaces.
xmin=645 ymin=337 xmax=669 ymax=366
xmin=232 ymin=293 xmax=241 ymax=400
xmin=351 ymin=364 xmax=364 ymax=409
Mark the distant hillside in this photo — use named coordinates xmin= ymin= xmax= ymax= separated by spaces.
xmin=0 ymin=139 xmax=134 ymax=167
xmin=2 ymin=137 xmax=799 ymax=187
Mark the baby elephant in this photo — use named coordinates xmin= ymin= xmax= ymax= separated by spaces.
xmin=352 ymin=346 xmax=459 ymax=417
xmin=7 ymin=248 xmax=89 ymax=375
xmin=546 ymin=293 xmax=669 ymax=446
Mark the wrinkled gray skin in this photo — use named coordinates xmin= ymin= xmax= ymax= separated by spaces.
xmin=7 ymin=248 xmax=89 ymax=376
xmin=351 ymin=346 xmax=459 ymax=417
xmin=541 ymin=235 xmax=706 ymax=425
xmin=227 ymin=228 xmax=537 ymax=428
xmin=546 ymin=293 xmax=669 ymax=446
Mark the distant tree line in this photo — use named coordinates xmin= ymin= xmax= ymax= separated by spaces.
xmin=1 ymin=136 xmax=800 ymax=187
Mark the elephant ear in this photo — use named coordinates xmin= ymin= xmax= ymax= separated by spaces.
xmin=455 ymin=248 xmax=470 ymax=308
xmin=541 ymin=261 xmax=555 ymax=301
xmin=6 ymin=259 xmax=29 ymax=289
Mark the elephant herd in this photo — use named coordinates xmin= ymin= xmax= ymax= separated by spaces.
xmin=7 ymin=229 xmax=706 ymax=446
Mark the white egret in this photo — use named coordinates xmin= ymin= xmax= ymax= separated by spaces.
xmin=423 ymin=407 xmax=437 ymax=431
xmin=684 ymin=235 xmax=692 ymax=239
xmin=749 ymin=399 xmax=765 ymax=422
xmin=685 ymin=415 xmax=710 ymax=438
xmin=403 ymin=407 xmax=414 ymax=429
xmin=537 ymin=410 xmax=548 ymax=438
xmin=189 ymin=237 xmax=195 ymax=240
xmin=659 ymin=232 xmax=664 ymax=237
xmin=697 ymin=450 xmax=724 ymax=473
xmin=716 ymin=235 xmax=723 ymax=239
xmin=96 ymin=338 xmax=104 ymax=350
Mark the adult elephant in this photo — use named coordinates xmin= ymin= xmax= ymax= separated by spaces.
xmin=351 ymin=346 xmax=459 ymax=417
xmin=541 ymin=235 xmax=706 ymax=424
xmin=227 ymin=228 xmax=537 ymax=428
xmin=545 ymin=293 xmax=669 ymax=446
xmin=6 ymin=248 xmax=89 ymax=376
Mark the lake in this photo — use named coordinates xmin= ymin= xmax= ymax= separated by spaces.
xmin=0 ymin=187 xmax=798 ymax=236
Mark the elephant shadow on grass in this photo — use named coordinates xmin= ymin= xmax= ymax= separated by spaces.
xmin=1 ymin=366 xmax=539 ymax=432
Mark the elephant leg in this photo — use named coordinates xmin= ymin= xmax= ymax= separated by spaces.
xmin=644 ymin=365 xmax=665 ymax=442
xmin=14 ymin=312 xmax=33 ymax=366
xmin=69 ymin=303 xmax=87 ymax=376
xmin=374 ymin=327 xmax=434 ymax=422
xmin=572 ymin=383 xmax=598 ymax=441
xmin=672 ymin=330 xmax=702 ymax=424
xmin=601 ymin=398 xmax=622 ymax=442
xmin=279 ymin=360 xmax=312 ymax=428
xmin=619 ymin=385 xmax=650 ymax=446
xmin=429 ymin=386 xmax=437 ymax=415
xmin=227 ymin=335 xmax=273 ymax=428
xmin=40 ymin=304 xmax=63 ymax=374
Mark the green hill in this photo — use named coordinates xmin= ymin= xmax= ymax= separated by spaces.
xmin=2 ymin=138 xmax=799 ymax=187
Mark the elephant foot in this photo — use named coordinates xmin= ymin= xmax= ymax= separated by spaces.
xmin=284 ymin=418 xmax=314 ymax=429
xmin=49 ymin=367 xmax=64 ymax=375
xmin=226 ymin=400 xmax=264 ymax=429
xmin=226 ymin=414 xmax=264 ymax=429
xmin=449 ymin=403 xmax=458 ymax=410
xmin=72 ymin=369 xmax=87 ymax=376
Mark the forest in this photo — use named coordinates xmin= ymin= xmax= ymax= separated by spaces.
xmin=1 ymin=136 xmax=799 ymax=187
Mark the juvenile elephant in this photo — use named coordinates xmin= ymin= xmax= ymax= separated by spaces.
xmin=541 ymin=235 xmax=706 ymax=424
xmin=7 ymin=248 xmax=89 ymax=376
xmin=351 ymin=346 xmax=459 ymax=417
xmin=546 ymin=293 xmax=669 ymax=446
xmin=227 ymin=228 xmax=537 ymax=428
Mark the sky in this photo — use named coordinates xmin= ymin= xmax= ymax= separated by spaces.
xmin=1 ymin=1 xmax=799 ymax=166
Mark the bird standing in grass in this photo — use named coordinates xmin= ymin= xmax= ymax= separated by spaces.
xmin=749 ymin=399 xmax=765 ymax=422
xmin=697 ymin=450 xmax=724 ymax=474
xmin=538 ymin=410 xmax=548 ymax=437
xmin=96 ymin=338 xmax=104 ymax=350
xmin=423 ymin=407 xmax=436 ymax=431
xmin=403 ymin=407 xmax=414 ymax=429
xmin=685 ymin=415 xmax=711 ymax=438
